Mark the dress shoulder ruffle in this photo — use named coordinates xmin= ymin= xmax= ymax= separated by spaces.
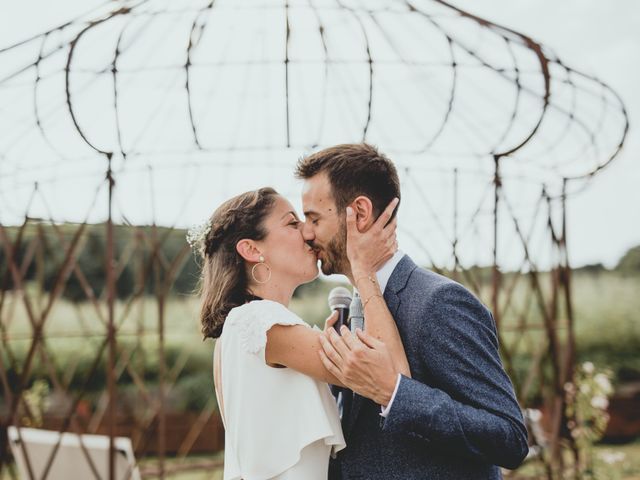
xmin=226 ymin=300 xmax=307 ymax=354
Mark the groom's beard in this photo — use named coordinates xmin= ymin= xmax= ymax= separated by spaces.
xmin=317 ymin=224 xmax=349 ymax=276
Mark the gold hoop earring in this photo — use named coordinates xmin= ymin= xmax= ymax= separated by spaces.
xmin=251 ymin=255 xmax=271 ymax=284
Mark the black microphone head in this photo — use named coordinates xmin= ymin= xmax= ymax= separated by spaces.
xmin=328 ymin=286 xmax=352 ymax=310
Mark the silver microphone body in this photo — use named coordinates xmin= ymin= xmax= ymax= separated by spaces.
xmin=349 ymin=292 xmax=364 ymax=333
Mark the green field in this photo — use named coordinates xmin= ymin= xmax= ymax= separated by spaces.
xmin=2 ymin=271 xmax=639 ymax=403
xmin=1 ymin=270 xmax=639 ymax=477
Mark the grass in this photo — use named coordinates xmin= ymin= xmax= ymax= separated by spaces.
xmin=505 ymin=440 xmax=640 ymax=479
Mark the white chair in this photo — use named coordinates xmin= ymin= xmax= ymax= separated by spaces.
xmin=8 ymin=426 xmax=140 ymax=480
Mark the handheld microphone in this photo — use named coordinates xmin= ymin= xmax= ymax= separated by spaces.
xmin=328 ymin=287 xmax=352 ymax=334
xmin=349 ymin=291 xmax=364 ymax=333
xmin=327 ymin=286 xmax=353 ymax=406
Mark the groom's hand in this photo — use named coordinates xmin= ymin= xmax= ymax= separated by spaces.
xmin=319 ymin=326 xmax=397 ymax=406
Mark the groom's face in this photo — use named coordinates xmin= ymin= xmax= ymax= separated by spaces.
xmin=301 ymin=172 xmax=349 ymax=276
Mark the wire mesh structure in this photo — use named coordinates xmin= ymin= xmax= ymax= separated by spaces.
xmin=0 ymin=0 xmax=629 ymax=478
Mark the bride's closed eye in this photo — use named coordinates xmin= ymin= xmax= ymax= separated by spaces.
xmin=287 ymin=214 xmax=301 ymax=228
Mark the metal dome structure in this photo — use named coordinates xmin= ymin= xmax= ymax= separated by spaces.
xmin=0 ymin=0 xmax=629 ymax=477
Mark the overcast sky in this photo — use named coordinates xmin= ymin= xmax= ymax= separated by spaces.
xmin=451 ymin=0 xmax=640 ymax=267
xmin=0 ymin=0 xmax=638 ymax=269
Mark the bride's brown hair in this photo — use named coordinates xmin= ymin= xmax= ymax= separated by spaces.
xmin=198 ymin=187 xmax=278 ymax=339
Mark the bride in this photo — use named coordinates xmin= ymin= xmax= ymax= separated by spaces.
xmin=194 ymin=187 xmax=410 ymax=480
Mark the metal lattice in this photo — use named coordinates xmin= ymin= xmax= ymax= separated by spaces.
xmin=0 ymin=0 xmax=629 ymax=478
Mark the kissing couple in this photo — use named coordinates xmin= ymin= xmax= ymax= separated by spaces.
xmin=192 ymin=144 xmax=528 ymax=479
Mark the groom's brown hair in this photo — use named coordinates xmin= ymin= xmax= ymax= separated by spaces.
xmin=295 ymin=143 xmax=400 ymax=220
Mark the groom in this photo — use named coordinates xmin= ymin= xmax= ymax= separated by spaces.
xmin=296 ymin=144 xmax=528 ymax=479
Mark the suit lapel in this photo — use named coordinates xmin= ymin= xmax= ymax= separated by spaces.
xmin=344 ymin=255 xmax=417 ymax=437
xmin=383 ymin=287 xmax=401 ymax=318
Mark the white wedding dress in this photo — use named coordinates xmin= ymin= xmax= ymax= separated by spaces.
xmin=214 ymin=300 xmax=345 ymax=480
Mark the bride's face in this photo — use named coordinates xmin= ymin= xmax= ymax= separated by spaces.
xmin=257 ymin=196 xmax=319 ymax=285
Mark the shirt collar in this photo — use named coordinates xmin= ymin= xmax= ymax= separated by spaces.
xmin=375 ymin=249 xmax=405 ymax=294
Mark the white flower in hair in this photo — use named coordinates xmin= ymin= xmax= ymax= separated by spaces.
xmin=186 ymin=220 xmax=212 ymax=257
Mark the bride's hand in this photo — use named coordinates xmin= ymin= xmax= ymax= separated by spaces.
xmin=346 ymin=198 xmax=399 ymax=277
xmin=324 ymin=311 xmax=339 ymax=332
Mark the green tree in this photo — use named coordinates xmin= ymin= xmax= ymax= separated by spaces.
xmin=616 ymin=244 xmax=640 ymax=274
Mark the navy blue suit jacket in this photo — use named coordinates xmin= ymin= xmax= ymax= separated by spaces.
xmin=329 ymin=255 xmax=528 ymax=479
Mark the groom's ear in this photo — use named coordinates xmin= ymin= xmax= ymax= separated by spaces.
xmin=236 ymin=239 xmax=262 ymax=263
xmin=350 ymin=196 xmax=374 ymax=232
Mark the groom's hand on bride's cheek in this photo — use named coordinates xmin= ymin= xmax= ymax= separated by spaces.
xmin=318 ymin=327 xmax=397 ymax=406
